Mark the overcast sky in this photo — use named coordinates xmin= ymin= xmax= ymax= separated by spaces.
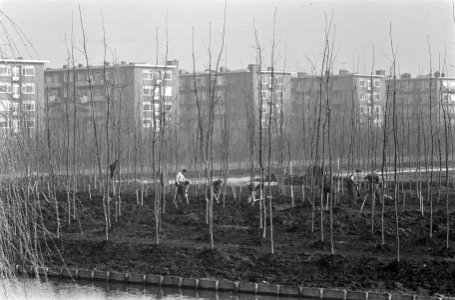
xmin=0 ymin=0 xmax=454 ymax=76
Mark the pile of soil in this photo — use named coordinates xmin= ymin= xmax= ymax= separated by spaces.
xmin=39 ymin=183 xmax=455 ymax=297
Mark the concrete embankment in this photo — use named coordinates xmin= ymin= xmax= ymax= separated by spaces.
xmin=15 ymin=265 xmax=449 ymax=300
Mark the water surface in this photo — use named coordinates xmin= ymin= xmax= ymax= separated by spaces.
xmin=4 ymin=277 xmax=297 ymax=300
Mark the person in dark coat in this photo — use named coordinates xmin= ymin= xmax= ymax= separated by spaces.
xmin=346 ymin=174 xmax=359 ymax=207
xmin=365 ymin=171 xmax=381 ymax=206
xmin=212 ymin=179 xmax=223 ymax=202
xmin=109 ymin=159 xmax=119 ymax=179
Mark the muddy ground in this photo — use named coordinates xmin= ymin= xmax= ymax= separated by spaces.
xmin=39 ymin=181 xmax=455 ymax=297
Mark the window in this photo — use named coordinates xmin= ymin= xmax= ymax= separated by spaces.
xmin=0 ymin=65 xmax=11 ymax=76
xmin=77 ymin=73 xmax=87 ymax=82
xmin=12 ymin=84 xmax=19 ymax=97
xmin=359 ymin=80 xmax=365 ymax=88
xmin=143 ymin=70 xmax=162 ymax=81
xmin=12 ymin=66 xmax=20 ymax=78
xmin=143 ymin=71 xmax=152 ymax=80
xmin=24 ymin=119 xmax=35 ymax=128
xmin=277 ymin=90 xmax=284 ymax=99
xmin=374 ymin=80 xmax=380 ymax=87
xmin=143 ymin=86 xmax=153 ymax=96
xmin=22 ymin=66 xmax=35 ymax=76
xmin=275 ymin=76 xmax=283 ymax=85
xmin=77 ymin=89 xmax=88 ymax=97
xmin=360 ymin=93 xmax=366 ymax=101
xmin=0 ymin=100 xmax=10 ymax=111
xmin=261 ymin=76 xmax=270 ymax=85
xmin=0 ymin=119 xmax=8 ymax=128
xmin=143 ymin=117 xmax=152 ymax=128
xmin=23 ymin=101 xmax=35 ymax=111
xmin=196 ymin=77 xmax=206 ymax=86
xmin=154 ymin=87 xmax=161 ymax=99
xmin=373 ymin=93 xmax=380 ymax=101
xmin=143 ymin=102 xmax=152 ymax=111
xmin=261 ymin=90 xmax=270 ymax=99
xmin=0 ymin=82 xmax=11 ymax=93
xmin=164 ymin=70 xmax=172 ymax=80
xmin=164 ymin=86 xmax=172 ymax=97
xmin=93 ymin=72 xmax=102 ymax=82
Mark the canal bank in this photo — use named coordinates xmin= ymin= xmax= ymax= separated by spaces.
xmin=17 ymin=264 xmax=440 ymax=300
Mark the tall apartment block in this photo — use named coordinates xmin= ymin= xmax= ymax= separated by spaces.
xmin=44 ymin=60 xmax=179 ymax=169
xmin=0 ymin=58 xmax=47 ymax=133
xmin=290 ymin=70 xmax=387 ymax=163
xmin=386 ymin=73 xmax=455 ymax=123
xmin=178 ymin=64 xmax=292 ymax=164
xmin=383 ymin=73 xmax=455 ymax=162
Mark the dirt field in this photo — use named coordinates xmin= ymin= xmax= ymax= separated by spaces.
xmin=39 ymin=181 xmax=455 ymax=297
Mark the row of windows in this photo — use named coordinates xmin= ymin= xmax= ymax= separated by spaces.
xmin=143 ymin=86 xmax=172 ymax=97
xmin=0 ymin=65 xmax=35 ymax=77
xmin=261 ymin=76 xmax=283 ymax=85
xmin=143 ymin=101 xmax=173 ymax=112
xmin=0 ymin=82 xmax=35 ymax=94
xmin=359 ymin=79 xmax=380 ymax=88
xmin=360 ymin=92 xmax=381 ymax=102
xmin=0 ymin=119 xmax=35 ymax=128
xmin=142 ymin=70 xmax=173 ymax=81
xmin=47 ymin=71 xmax=115 ymax=84
xmin=261 ymin=90 xmax=284 ymax=99
xmin=187 ymin=76 xmax=225 ymax=87
xmin=0 ymin=100 xmax=35 ymax=112
xmin=359 ymin=105 xmax=381 ymax=115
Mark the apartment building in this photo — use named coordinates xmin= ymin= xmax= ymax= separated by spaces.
xmin=43 ymin=60 xmax=180 ymax=170
xmin=178 ymin=64 xmax=292 ymax=162
xmin=44 ymin=60 xmax=179 ymax=131
xmin=386 ymin=73 xmax=455 ymax=124
xmin=0 ymin=58 xmax=47 ymax=133
xmin=290 ymin=70 xmax=387 ymax=158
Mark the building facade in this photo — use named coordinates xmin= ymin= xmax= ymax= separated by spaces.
xmin=0 ymin=58 xmax=47 ymax=133
xmin=386 ymin=73 xmax=455 ymax=124
xmin=178 ymin=64 xmax=292 ymax=164
xmin=44 ymin=60 xmax=180 ymax=170
xmin=290 ymin=70 xmax=387 ymax=162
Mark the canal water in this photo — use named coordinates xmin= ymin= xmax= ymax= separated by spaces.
xmin=4 ymin=277 xmax=300 ymax=300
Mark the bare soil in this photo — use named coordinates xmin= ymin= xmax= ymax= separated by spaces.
xmin=40 ymin=183 xmax=455 ymax=297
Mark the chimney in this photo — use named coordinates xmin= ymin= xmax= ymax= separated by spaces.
xmin=63 ymin=65 xmax=68 ymax=69
xmin=78 ymin=63 xmax=83 ymax=68
xmin=400 ymin=73 xmax=411 ymax=79
xmin=104 ymin=62 xmax=110 ymax=67
xmin=339 ymin=69 xmax=349 ymax=75
xmin=166 ymin=60 xmax=179 ymax=68
xmin=297 ymin=72 xmax=307 ymax=77
xmin=375 ymin=70 xmax=385 ymax=76
xmin=247 ymin=64 xmax=258 ymax=73
xmin=267 ymin=66 xmax=273 ymax=72
xmin=121 ymin=61 xmax=126 ymax=65
xmin=17 ymin=57 xmax=23 ymax=60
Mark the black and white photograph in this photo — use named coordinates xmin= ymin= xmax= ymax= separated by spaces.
xmin=0 ymin=0 xmax=454 ymax=299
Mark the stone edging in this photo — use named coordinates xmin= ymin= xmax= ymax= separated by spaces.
xmin=15 ymin=265 xmax=452 ymax=300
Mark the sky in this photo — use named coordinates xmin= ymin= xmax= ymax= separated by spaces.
xmin=0 ymin=0 xmax=454 ymax=77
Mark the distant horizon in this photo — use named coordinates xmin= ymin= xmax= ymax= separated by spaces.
xmin=0 ymin=0 xmax=453 ymax=77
